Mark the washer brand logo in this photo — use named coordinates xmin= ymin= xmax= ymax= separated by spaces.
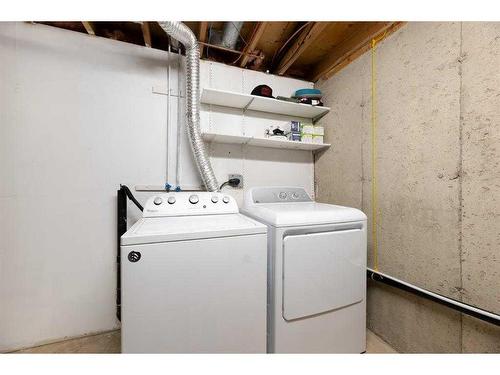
xmin=128 ymin=251 xmax=141 ymax=263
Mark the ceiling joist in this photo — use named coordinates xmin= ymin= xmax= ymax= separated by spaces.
xmin=275 ymin=22 xmax=328 ymax=76
xmin=240 ymin=22 xmax=268 ymax=68
xmin=37 ymin=21 xmax=406 ymax=82
xmin=311 ymin=22 xmax=404 ymax=82
xmin=82 ymin=22 xmax=95 ymax=36
xmin=141 ymin=22 xmax=152 ymax=48
xmin=198 ymin=22 xmax=209 ymax=56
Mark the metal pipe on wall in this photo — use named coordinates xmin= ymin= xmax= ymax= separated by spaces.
xmin=158 ymin=21 xmax=219 ymax=192
xmin=175 ymin=47 xmax=182 ymax=188
xmin=166 ymin=41 xmax=171 ymax=184
xmin=367 ymin=268 xmax=500 ymax=327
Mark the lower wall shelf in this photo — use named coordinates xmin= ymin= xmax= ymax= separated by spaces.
xmin=202 ymin=132 xmax=330 ymax=151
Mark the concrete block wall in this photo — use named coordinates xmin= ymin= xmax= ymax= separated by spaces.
xmin=315 ymin=22 xmax=500 ymax=352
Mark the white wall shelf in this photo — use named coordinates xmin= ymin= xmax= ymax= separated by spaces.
xmin=202 ymin=132 xmax=330 ymax=152
xmin=201 ymin=88 xmax=330 ymax=122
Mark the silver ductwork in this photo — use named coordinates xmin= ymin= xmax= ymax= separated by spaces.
xmin=158 ymin=21 xmax=219 ymax=192
xmin=221 ymin=22 xmax=243 ymax=50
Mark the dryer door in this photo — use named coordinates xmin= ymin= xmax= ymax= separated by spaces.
xmin=282 ymin=228 xmax=365 ymax=321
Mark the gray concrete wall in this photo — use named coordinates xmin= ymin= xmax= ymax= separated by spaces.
xmin=315 ymin=22 xmax=500 ymax=353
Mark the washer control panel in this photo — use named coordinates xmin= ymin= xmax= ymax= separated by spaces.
xmin=247 ymin=187 xmax=312 ymax=204
xmin=143 ymin=192 xmax=238 ymax=217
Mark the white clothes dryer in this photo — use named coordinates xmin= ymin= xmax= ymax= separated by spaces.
xmin=242 ymin=186 xmax=367 ymax=353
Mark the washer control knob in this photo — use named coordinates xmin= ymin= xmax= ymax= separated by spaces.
xmin=292 ymin=192 xmax=300 ymax=199
xmin=211 ymin=195 xmax=219 ymax=203
xmin=279 ymin=192 xmax=287 ymax=200
xmin=167 ymin=196 xmax=176 ymax=205
xmin=189 ymin=194 xmax=199 ymax=204
xmin=153 ymin=197 xmax=163 ymax=205
xmin=222 ymin=196 xmax=230 ymax=204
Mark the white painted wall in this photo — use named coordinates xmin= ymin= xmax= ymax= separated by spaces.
xmin=198 ymin=61 xmax=315 ymax=203
xmin=161 ymin=52 xmax=316 ymax=201
xmin=0 ymin=22 xmax=315 ymax=351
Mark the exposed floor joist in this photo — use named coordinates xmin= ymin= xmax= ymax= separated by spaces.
xmin=141 ymin=22 xmax=152 ymax=48
xmin=81 ymin=22 xmax=95 ymax=36
xmin=36 ymin=21 xmax=406 ymax=81
xmin=275 ymin=22 xmax=328 ymax=75
xmin=198 ymin=22 xmax=208 ymax=56
xmin=239 ymin=22 xmax=268 ymax=68
xmin=311 ymin=22 xmax=404 ymax=82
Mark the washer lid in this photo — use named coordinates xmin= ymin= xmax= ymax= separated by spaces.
xmin=121 ymin=213 xmax=267 ymax=246
xmin=242 ymin=202 xmax=366 ymax=227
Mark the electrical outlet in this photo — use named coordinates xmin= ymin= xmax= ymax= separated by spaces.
xmin=229 ymin=174 xmax=243 ymax=189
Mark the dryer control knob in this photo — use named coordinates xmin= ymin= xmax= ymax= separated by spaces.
xmin=222 ymin=196 xmax=230 ymax=204
xmin=189 ymin=194 xmax=199 ymax=204
xmin=167 ymin=196 xmax=176 ymax=204
xmin=153 ymin=197 xmax=163 ymax=205
xmin=211 ymin=196 xmax=219 ymax=203
xmin=279 ymin=192 xmax=287 ymax=200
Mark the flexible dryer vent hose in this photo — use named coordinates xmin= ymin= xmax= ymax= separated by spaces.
xmin=158 ymin=21 xmax=219 ymax=192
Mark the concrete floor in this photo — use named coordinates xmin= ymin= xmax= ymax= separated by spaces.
xmin=366 ymin=330 xmax=397 ymax=353
xmin=11 ymin=329 xmax=396 ymax=354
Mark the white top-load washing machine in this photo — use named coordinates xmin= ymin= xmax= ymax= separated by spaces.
xmin=242 ymin=187 xmax=367 ymax=353
xmin=121 ymin=192 xmax=267 ymax=353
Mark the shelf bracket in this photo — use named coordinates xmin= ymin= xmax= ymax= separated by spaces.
xmin=312 ymin=110 xmax=328 ymax=124
xmin=242 ymin=97 xmax=255 ymax=113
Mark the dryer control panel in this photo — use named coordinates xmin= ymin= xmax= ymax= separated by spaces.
xmin=143 ymin=192 xmax=238 ymax=217
xmin=246 ymin=187 xmax=312 ymax=204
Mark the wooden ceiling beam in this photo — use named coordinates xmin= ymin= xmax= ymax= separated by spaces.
xmin=82 ymin=22 xmax=95 ymax=36
xmin=198 ymin=22 xmax=209 ymax=56
xmin=275 ymin=22 xmax=328 ymax=76
xmin=310 ymin=22 xmax=404 ymax=82
xmin=141 ymin=22 xmax=152 ymax=48
xmin=240 ymin=22 xmax=268 ymax=68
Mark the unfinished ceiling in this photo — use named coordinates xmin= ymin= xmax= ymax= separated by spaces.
xmin=36 ymin=21 xmax=405 ymax=82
